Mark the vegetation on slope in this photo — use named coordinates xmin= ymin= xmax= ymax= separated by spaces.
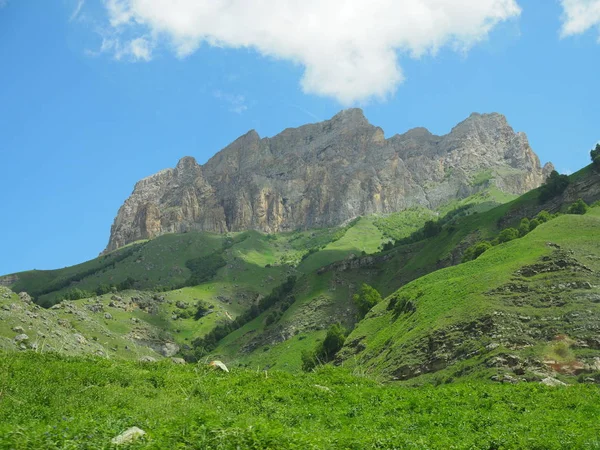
xmin=1 ymin=352 xmax=599 ymax=449
xmin=338 ymin=206 xmax=600 ymax=383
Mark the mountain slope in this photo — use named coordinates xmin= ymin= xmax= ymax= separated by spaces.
xmin=338 ymin=208 xmax=600 ymax=383
xmin=105 ymin=109 xmax=552 ymax=252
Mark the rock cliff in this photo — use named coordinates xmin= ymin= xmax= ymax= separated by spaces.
xmin=105 ymin=109 xmax=553 ymax=252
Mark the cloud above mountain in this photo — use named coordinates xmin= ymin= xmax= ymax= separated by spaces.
xmin=100 ymin=0 xmax=521 ymax=104
xmin=560 ymin=0 xmax=600 ymax=40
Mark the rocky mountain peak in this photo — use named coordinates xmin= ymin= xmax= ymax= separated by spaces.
xmin=330 ymin=108 xmax=369 ymax=126
xmin=104 ymin=110 xmax=551 ymax=253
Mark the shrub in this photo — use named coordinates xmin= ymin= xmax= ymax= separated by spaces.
xmin=567 ymin=198 xmax=589 ymax=215
xmin=518 ymin=218 xmax=530 ymax=237
xmin=301 ymin=324 xmax=347 ymax=371
xmin=462 ymin=241 xmax=492 ymax=262
xmin=353 ymin=284 xmax=382 ymax=320
xmin=423 ymin=220 xmax=442 ymax=238
xmin=536 ymin=210 xmax=552 ymax=223
xmin=539 ymin=170 xmax=570 ymax=203
xmin=528 ymin=218 xmax=541 ymax=232
xmin=498 ymin=228 xmax=519 ymax=244
xmin=320 ymin=324 xmax=346 ymax=360
xmin=194 ymin=300 xmax=211 ymax=320
xmin=591 ymin=143 xmax=600 ymax=169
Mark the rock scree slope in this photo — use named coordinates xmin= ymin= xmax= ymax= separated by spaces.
xmin=105 ymin=109 xmax=552 ymax=252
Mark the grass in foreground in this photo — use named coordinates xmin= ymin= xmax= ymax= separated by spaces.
xmin=1 ymin=352 xmax=599 ymax=449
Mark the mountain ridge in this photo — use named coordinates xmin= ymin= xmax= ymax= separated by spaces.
xmin=105 ymin=109 xmax=553 ymax=253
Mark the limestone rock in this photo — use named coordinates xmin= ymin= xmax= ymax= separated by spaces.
xmin=14 ymin=334 xmax=29 ymax=343
xmin=105 ymin=109 xmax=551 ymax=252
xmin=18 ymin=292 xmax=32 ymax=304
xmin=138 ymin=356 xmax=157 ymax=363
xmin=111 ymin=427 xmax=146 ymax=445
xmin=541 ymin=377 xmax=567 ymax=387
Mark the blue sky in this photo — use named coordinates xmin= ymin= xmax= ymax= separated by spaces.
xmin=1 ymin=0 xmax=599 ymax=275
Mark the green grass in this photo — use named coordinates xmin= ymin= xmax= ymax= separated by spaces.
xmin=298 ymin=217 xmax=384 ymax=273
xmin=1 ymin=352 xmax=599 ymax=449
xmin=373 ymin=207 xmax=437 ymax=241
xmin=340 ymin=209 xmax=600 ymax=381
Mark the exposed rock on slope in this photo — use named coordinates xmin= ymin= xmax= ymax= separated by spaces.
xmin=105 ymin=109 xmax=552 ymax=252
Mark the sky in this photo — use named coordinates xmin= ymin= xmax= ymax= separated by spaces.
xmin=1 ymin=0 xmax=599 ymax=275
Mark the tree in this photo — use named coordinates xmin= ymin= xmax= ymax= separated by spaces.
xmin=194 ymin=300 xmax=211 ymax=320
xmin=462 ymin=241 xmax=492 ymax=262
xmin=539 ymin=170 xmax=570 ymax=203
xmin=567 ymin=198 xmax=588 ymax=215
xmin=353 ymin=284 xmax=382 ymax=320
xmin=591 ymin=144 xmax=600 ymax=169
xmin=498 ymin=228 xmax=519 ymax=244
xmin=518 ymin=218 xmax=531 ymax=237
xmin=301 ymin=324 xmax=347 ymax=371
xmin=321 ymin=324 xmax=347 ymax=360
xmin=528 ymin=218 xmax=541 ymax=232
xmin=423 ymin=220 xmax=442 ymax=238
xmin=536 ymin=210 xmax=552 ymax=223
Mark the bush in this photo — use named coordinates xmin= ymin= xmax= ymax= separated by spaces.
xmin=498 ymin=228 xmax=519 ymax=244
xmin=591 ymin=144 xmax=600 ymax=169
xmin=567 ymin=199 xmax=589 ymax=215
xmin=539 ymin=170 xmax=570 ymax=203
xmin=518 ymin=218 xmax=530 ymax=237
xmin=353 ymin=284 xmax=382 ymax=320
xmin=194 ymin=300 xmax=211 ymax=320
xmin=321 ymin=324 xmax=346 ymax=359
xmin=301 ymin=324 xmax=347 ymax=371
xmin=423 ymin=220 xmax=442 ymax=238
xmin=528 ymin=218 xmax=541 ymax=232
xmin=536 ymin=210 xmax=552 ymax=223
xmin=463 ymin=241 xmax=493 ymax=262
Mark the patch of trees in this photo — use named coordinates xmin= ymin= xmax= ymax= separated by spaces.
xmin=539 ymin=170 xmax=570 ymax=203
xmin=188 ymin=276 xmax=297 ymax=360
xmin=567 ymin=199 xmax=589 ymax=215
xmin=185 ymin=253 xmax=227 ymax=286
xmin=353 ymin=284 xmax=382 ymax=320
xmin=55 ymin=276 xmax=138 ymax=302
xmin=24 ymin=245 xmax=141 ymax=305
xmin=301 ymin=323 xmax=347 ymax=371
xmin=462 ymin=210 xmax=557 ymax=262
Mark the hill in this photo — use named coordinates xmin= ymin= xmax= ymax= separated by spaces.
xmin=2 ymin=164 xmax=600 ymax=385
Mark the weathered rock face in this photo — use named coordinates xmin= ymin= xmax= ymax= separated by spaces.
xmin=105 ymin=109 xmax=552 ymax=252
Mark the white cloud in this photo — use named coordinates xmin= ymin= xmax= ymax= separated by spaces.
xmin=213 ymin=90 xmax=248 ymax=114
xmin=99 ymin=36 xmax=153 ymax=62
xmin=99 ymin=0 xmax=521 ymax=104
xmin=560 ymin=0 xmax=600 ymax=40
xmin=70 ymin=0 xmax=85 ymax=22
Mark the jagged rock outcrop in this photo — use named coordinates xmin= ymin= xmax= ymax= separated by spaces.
xmin=105 ymin=109 xmax=552 ymax=252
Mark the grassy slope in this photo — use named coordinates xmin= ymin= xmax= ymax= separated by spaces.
xmin=0 ymin=180 xmax=578 ymax=369
xmin=340 ymin=207 xmax=600 ymax=382
xmin=1 ymin=352 xmax=599 ymax=449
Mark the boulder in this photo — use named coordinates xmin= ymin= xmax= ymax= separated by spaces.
xmin=111 ymin=427 xmax=146 ymax=445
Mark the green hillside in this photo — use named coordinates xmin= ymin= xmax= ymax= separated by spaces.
xmin=2 ymin=352 xmax=599 ymax=449
xmin=340 ymin=208 xmax=600 ymax=384
xmin=2 ymin=169 xmax=600 ymax=382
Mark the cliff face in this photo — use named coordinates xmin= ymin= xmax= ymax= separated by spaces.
xmin=105 ymin=109 xmax=552 ymax=252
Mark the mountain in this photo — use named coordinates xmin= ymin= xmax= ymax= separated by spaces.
xmin=105 ymin=109 xmax=553 ymax=252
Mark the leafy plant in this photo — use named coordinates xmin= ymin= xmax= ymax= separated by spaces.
xmin=539 ymin=170 xmax=570 ymax=203
xmin=567 ymin=198 xmax=589 ymax=215
xmin=353 ymin=284 xmax=382 ymax=320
